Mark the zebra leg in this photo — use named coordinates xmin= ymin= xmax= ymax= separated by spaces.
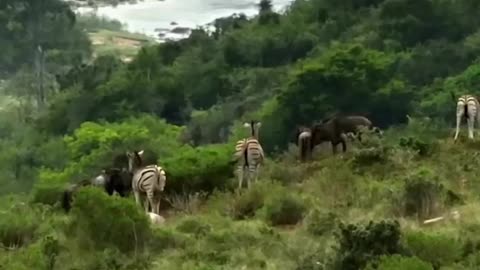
xmin=253 ymin=164 xmax=260 ymax=184
xmin=468 ymin=102 xmax=477 ymax=139
xmin=246 ymin=166 xmax=252 ymax=189
xmin=155 ymin=195 xmax=161 ymax=215
xmin=151 ymin=193 xmax=160 ymax=215
xmin=134 ymin=190 xmax=142 ymax=208
xmin=468 ymin=117 xmax=474 ymax=139
xmin=454 ymin=115 xmax=462 ymax=141
xmin=146 ymin=191 xmax=155 ymax=214
xmin=237 ymin=165 xmax=244 ymax=190
xmin=455 ymin=103 xmax=464 ymax=141
xmin=143 ymin=194 xmax=150 ymax=213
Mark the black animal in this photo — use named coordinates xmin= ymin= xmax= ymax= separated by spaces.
xmin=309 ymin=115 xmax=381 ymax=155
xmin=61 ymin=168 xmax=133 ymax=212
xmin=61 ymin=179 xmax=92 ymax=212
xmin=103 ymin=168 xmax=133 ymax=197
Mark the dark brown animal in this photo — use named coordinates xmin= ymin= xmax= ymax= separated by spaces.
xmin=331 ymin=115 xmax=382 ymax=142
xmin=61 ymin=179 xmax=92 ymax=212
xmin=310 ymin=115 xmax=381 ymax=154
xmin=61 ymin=168 xmax=133 ymax=212
xmin=311 ymin=119 xmax=347 ymax=154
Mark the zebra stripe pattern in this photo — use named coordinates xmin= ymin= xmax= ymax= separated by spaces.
xmin=127 ymin=150 xmax=165 ymax=214
xmin=234 ymin=121 xmax=265 ymax=190
xmin=454 ymin=94 xmax=480 ymax=141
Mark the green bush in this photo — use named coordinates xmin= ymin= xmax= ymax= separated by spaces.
xmin=30 ymin=170 xmax=68 ymax=207
xmin=402 ymin=168 xmax=445 ymax=218
xmin=304 ymin=208 xmax=339 ymax=236
xmin=176 ymin=216 xmax=212 ymax=237
xmin=364 ymin=254 xmax=433 ymax=270
xmin=230 ymin=188 xmax=265 ymax=220
xmin=334 ymin=220 xmax=403 ymax=270
xmin=0 ymin=201 xmax=39 ymax=248
xmin=399 ymin=136 xmax=436 ymax=157
xmin=162 ymin=143 xmax=235 ymax=193
xmin=263 ymin=191 xmax=306 ymax=226
xmin=69 ymin=187 xmax=151 ymax=253
xmin=149 ymin=227 xmax=190 ymax=251
xmin=351 ymin=131 xmax=390 ymax=167
xmin=404 ymin=230 xmax=462 ymax=269
xmin=0 ymin=240 xmax=48 ymax=269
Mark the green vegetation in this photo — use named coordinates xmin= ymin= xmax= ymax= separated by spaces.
xmin=3 ymin=0 xmax=480 ymax=269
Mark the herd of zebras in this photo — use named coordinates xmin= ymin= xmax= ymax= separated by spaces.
xmin=62 ymin=94 xmax=480 ymax=219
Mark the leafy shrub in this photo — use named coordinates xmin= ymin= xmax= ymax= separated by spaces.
xmin=403 ymin=168 xmax=445 ymax=218
xmin=230 ymin=188 xmax=265 ymax=220
xmin=399 ymin=136 xmax=436 ymax=157
xmin=404 ymin=230 xmax=462 ymax=269
xmin=364 ymin=254 xmax=433 ymax=270
xmin=263 ymin=191 xmax=306 ymax=226
xmin=304 ymin=208 xmax=339 ymax=236
xmin=149 ymin=227 xmax=190 ymax=251
xmin=69 ymin=187 xmax=150 ymax=253
xmin=181 ymin=220 xmax=277 ymax=266
xmin=35 ymin=115 xmax=184 ymax=194
xmin=334 ymin=220 xmax=403 ymax=270
xmin=164 ymin=191 xmax=207 ymax=214
xmin=176 ymin=217 xmax=212 ymax=237
xmin=0 ymin=201 xmax=39 ymax=248
xmin=41 ymin=235 xmax=60 ymax=270
xmin=352 ymin=132 xmax=390 ymax=167
xmin=31 ymin=170 xmax=68 ymax=206
xmin=0 ymin=240 xmax=48 ymax=269
xmin=461 ymin=223 xmax=480 ymax=258
xmin=162 ymin=143 xmax=235 ymax=194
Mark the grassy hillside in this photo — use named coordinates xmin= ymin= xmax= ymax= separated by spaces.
xmin=4 ymin=0 xmax=480 ymax=269
xmin=88 ymin=29 xmax=155 ymax=61
xmin=2 ymin=118 xmax=480 ymax=269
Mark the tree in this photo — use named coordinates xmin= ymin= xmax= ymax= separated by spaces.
xmin=0 ymin=0 xmax=91 ymax=77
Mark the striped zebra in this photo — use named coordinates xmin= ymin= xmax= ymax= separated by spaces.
xmin=126 ymin=150 xmax=166 ymax=215
xmin=454 ymin=94 xmax=480 ymax=141
xmin=234 ymin=121 xmax=265 ymax=190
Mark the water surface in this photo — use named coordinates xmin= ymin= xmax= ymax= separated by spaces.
xmin=77 ymin=0 xmax=293 ymax=41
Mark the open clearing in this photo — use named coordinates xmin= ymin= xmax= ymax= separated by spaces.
xmin=88 ymin=29 xmax=155 ymax=62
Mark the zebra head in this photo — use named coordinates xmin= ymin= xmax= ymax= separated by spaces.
xmin=243 ymin=120 xmax=262 ymax=138
xmin=126 ymin=150 xmax=144 ymax=172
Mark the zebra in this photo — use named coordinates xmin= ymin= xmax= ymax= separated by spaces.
xmin=126 ymin=150 xmax=166 ymax=215
xmin=453 ymin=94 xmax=480 ymax=141
xmin=233 ymin=120 xmax=265 ymax=190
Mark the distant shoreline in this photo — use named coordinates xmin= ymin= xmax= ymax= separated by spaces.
xmin=73 ymin=0 xmax=292 ymax=42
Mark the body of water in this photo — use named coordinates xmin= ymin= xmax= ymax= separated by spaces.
xmin=76 ymin=0 xmax=293 ymax=41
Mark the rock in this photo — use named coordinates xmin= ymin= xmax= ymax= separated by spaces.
xmin=170 ymin=27 xmax=191 ymax=34
xmin=148 ymin=212 xmax=165 ymax=225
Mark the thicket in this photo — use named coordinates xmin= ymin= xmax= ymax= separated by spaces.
xmin=3 ymin=0 xmax=480 ymax=268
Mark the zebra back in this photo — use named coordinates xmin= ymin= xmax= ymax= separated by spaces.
xmin=132 ymin=165 xmax=161 ymax=193
xmin=244 ymin=138 xmax=264 ymax=164
xmin=457 ymin=95 xmax=480 ymax=119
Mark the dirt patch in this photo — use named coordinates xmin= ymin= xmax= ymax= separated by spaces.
xmin=113 ymin=37 xmax=141 ymax=48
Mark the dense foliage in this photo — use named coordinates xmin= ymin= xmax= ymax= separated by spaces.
xmin=3 ymin=0 xmax=480 ymax=268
